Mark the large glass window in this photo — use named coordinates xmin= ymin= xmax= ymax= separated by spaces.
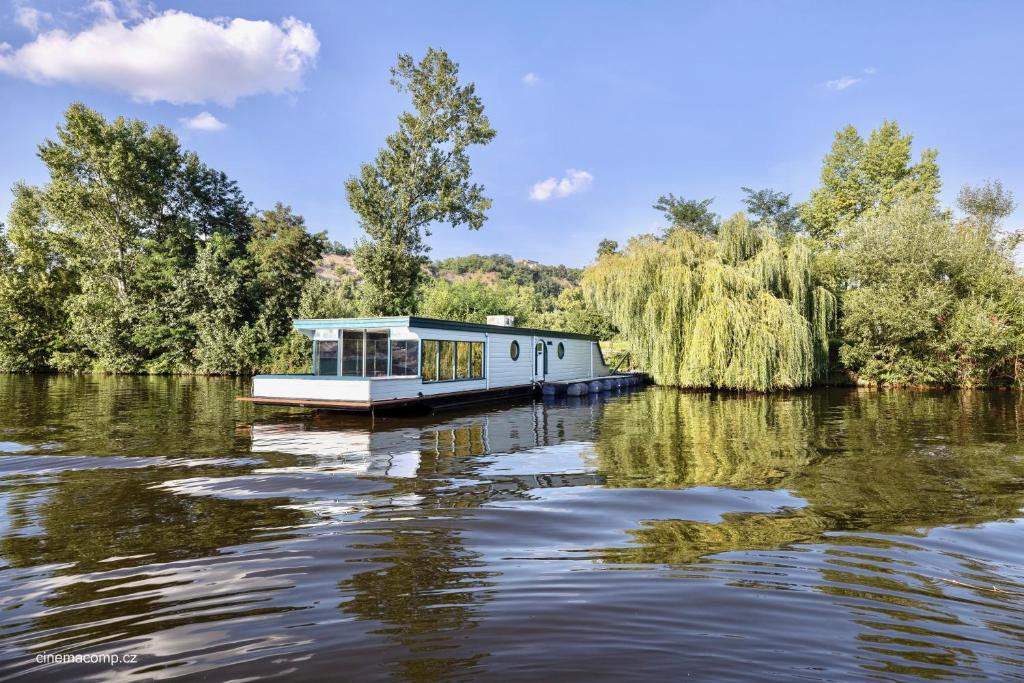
xmin=456 ymin=341 xmax=471 ymax=379
xmin=422 ymin=340 xmax=439 ymax=382
xmin=470 ymin=342 xmax=484 ymax=378
xmin=422 ymin=339 xmax=486 ymax=383
xmin=315 ymin=340 xmax=338 ymax=376
xmin=438 ymin=341 xmax=455 ymax=381
xmin=390 ymin=340 xmax=419 ymax=376
xmin=342 ymin=332 xmax=364 ymax=376
xmin=365 ymin=332 xmax=389 ymax=377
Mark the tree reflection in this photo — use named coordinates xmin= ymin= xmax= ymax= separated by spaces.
xmin=592 ymin=387 xmax=1024 ymax=679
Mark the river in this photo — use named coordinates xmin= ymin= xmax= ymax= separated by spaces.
xmin=1 ymin=375 xmax=1022 ymax=681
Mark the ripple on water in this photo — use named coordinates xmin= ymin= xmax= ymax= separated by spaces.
xmin=0 ymin=379 xmax=1022 ymax=681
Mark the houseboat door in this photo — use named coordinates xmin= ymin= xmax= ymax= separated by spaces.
xmin=534 ymin=339 xmax=548 ymax=380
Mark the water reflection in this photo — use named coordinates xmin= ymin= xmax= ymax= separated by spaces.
xmin=0 ymin=376 xmax=1022 ymax=680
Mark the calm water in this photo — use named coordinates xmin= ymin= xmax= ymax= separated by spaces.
xmin=1 ymin=376 xmax=1023 ymax=682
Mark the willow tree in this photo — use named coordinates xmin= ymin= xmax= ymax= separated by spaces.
xmin=583 ymin=214 xmax=836 ymax=391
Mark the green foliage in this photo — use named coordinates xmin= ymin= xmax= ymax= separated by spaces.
xmin=346 ymin=48 xmax=496 ymax=315
xmin=325 ymin=240 xmax=351 ymax=256
xmin=741 ymin=187 xmax=802 ymax=235
xmin=596 ymin=239 xmax=618 ymax=258
xmin=653 ymin=194 xmax=719 ymax=236
xmin=800 ymin=121 xmax=940 ymax=242
xmin=0 ymin=184 xmax=76 ymax=370
xmin=583 ymin=214 xmax=836 ymax=391
xmin=957 ymin=179 xmax=1017 ymax=236
xmin=0 ymin=104 xmax=324 ymax=375
xmin=838 ymin=199 xmax=1024 ymax=387
xmin=432 ymin=253 xmax=580 ymax=298
xmin=419 ymin=279 xmax=542 ymax=325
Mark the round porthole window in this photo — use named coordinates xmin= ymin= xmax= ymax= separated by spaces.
xmin=557 ymin=342 xmax=565 ymax=359
xmin=510 ymin=340 xmax=520 ymax=361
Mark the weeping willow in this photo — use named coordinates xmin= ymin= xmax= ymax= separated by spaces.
xmin=583 ymin=214 xmax=837 ymax=391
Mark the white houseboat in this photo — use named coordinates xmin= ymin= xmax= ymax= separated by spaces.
xmin=239 ymin=315 xmax=629 ymax=412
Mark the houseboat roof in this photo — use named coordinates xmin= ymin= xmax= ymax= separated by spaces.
xmin=293 ymin=316 xmax=601 ymax=342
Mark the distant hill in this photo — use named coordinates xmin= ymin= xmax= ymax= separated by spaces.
xmin=317 ymin=252 xmax=581 ymax=298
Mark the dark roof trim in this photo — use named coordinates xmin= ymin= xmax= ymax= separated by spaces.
xmin=293 ymin=316 xmax=600 ymax=341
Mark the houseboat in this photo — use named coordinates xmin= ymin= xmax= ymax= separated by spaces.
xmin=238 ymin=315 xmax=633 ymax=413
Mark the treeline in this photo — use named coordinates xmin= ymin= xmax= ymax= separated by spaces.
xmin=3 ymin=47 xmax=1022 ymax=390
xmin=586 ymin=121 xmax=1024 ymax=390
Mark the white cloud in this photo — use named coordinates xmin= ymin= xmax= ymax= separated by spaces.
xmin=825 ymin=76 xmax=862 ymax=91
xmin=15 ymin=6 xmax=53 ymax=33
xmin=825 ymin=66 xmax=878 ymax=91
xmin=522 ymin=72 xmax=539 ymax=86
xmin=529 ymin=169 xmax=594 ymax=201
xmin=180 ymin=111 xmax=226 ymax=131
xmin=0 ymin=8 xmax=320 ymax=105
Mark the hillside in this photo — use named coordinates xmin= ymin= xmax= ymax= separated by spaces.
xmin=317 ymin=252 xmax=582 ymax=298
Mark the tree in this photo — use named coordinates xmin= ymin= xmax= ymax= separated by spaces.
xmin=0 ymin=184 xmax=76 ymax=370
xmin=839 ymin=199 xmax=1024 ymax=387
xmin=800 ymin=121 xmax=940 ymax=242
xmin=741 ymin=187 xmax=802 ymax=235
xmin=957 ymin=179 xmax=1017 ymax=237
xmin=248 ymin=203 xmax=326 ymax=342
xmin=583 ymin=214 xmax=836 ymax=391
xmin=596 ymin=239 xmax=619 ymax=258
xmin=652 ymin=194 xmax=718 ymax=236
xmin=346 ymin=48 xmax=496 ymax=315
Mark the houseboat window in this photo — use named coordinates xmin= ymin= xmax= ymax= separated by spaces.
xmin=510 ymin=340 xmax=520 ymax=361
xmin=557 ymin=342 xmax=565 ymax=359
xmin=422 ymin=340 xmax=439 ymax=381
xmin=390 ymin=340 xmax=419 ymax=376
xmin=341 ymin=332 xmax=364 ymax=376
xmin=470 ymin=341 xmax=484 ymax=378
xmin=456 ymin=341 xmax=471 ymax=379
xmin=315 ymin=340 xmax=338 ymax=376
xmin=421 ymin=339 xmax=485 ymax=383
xmin=365 ymin=331 xmax=389 ymax=377
xmin=438 ymin=341 xmax=456 ymax=381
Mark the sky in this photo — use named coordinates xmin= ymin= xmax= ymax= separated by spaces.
xmin=1 ymin=0 xmax=1022 ymax=267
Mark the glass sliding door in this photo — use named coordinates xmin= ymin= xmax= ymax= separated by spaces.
xmin=365 ymin=332 xmax=389 ymax=377
xmin=470 ymin=341 xmax=484 ymax=378
xmin=422 ymin=340 xmax=439 ymax=382
xmin=455 ymin=341 xmax=471 ymax=379
xmin=390 ymin=340 xmax=419 ymax=376
xmin=315 ymin=340 xmax=338 ymax=376
xmin=438 ymin=341 xmax=455 ymax=381
xmin=342 ymin=332 xmax=364 ymax=376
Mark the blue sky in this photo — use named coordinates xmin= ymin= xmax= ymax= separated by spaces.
xmin=1 ymin=1 xmax=1022 ymax=267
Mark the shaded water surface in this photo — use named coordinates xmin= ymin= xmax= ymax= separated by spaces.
xmin=1 ymin=375 xmax=1023 ymax=681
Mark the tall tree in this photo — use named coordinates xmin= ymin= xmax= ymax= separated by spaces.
xmin=741 ymin=187 xmax=802 ymax=235
xmin=346 ymin=48 xmax=496 ymax=314
xmin=652 ymin=194 xmax=718 ymax=236
xmin=957 ymin=179 xmax=1017 ymax=237
xmin=800 ymin=121 xmax=940 ymax=242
